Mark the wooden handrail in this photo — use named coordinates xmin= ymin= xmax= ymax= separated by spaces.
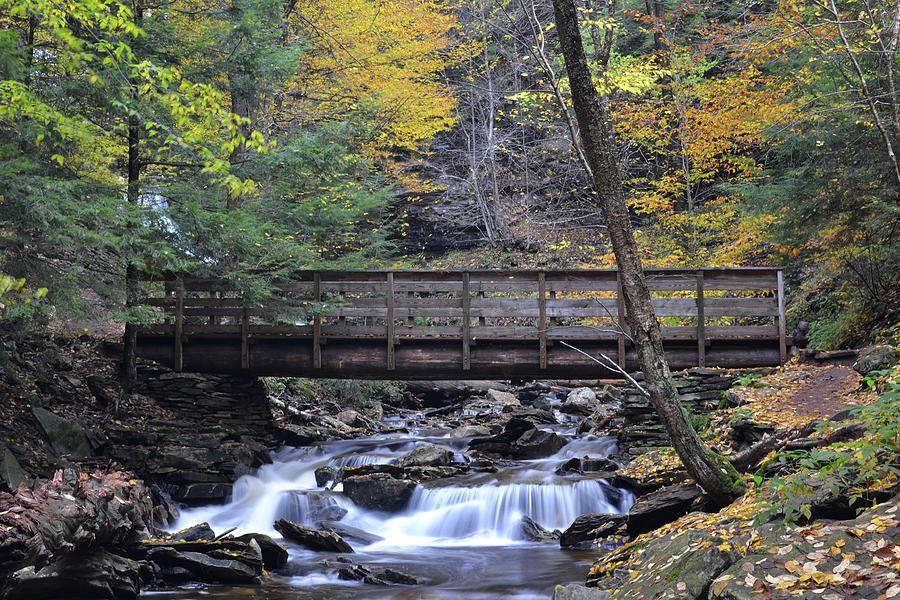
xmin=138 ymin=268 xmax=789 ymax=372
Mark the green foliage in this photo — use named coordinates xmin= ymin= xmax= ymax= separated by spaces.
xmin=683 ymin=406 xmax=711 ymax=437
xmin=0 ymin=273 xmax=47 ymax=320
xmin=733 ymin=373 xmax=766 ymax=389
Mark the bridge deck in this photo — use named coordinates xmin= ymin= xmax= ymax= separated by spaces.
xmin=136 ymin=268 xmax=789 ymax=379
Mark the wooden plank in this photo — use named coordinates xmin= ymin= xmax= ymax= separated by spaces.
xmin=616 ymin=272 xmax=626 ymax=369
xmin=549 ymin=290 xmax=558 ymax=327
xmin=313 ymin=273 xmax=322 ymax=369
xmin=143 ymin=297 xmax=244 ymax=308
xmin=182 ymin=307 xmax=246 ymax=317
xmin=462 ymin=272 xmax=471 ymax=371
xmin=174 ymin=278 xmax=184 ymax=372
xmin=696 ymin=270 xmax=706 ymax=368
xmin=241 ymin=306 xmax=249 ymax=369
xmin=140 ymin=322 xmax=782 ymax=343
xmin=777 ymin=270 xmax=786 ymax=364
xmin=386 ymin=273 xmax=395 ymax=371
xmin=661 ymin=325 xmax=779 ymax=340
xmin=406 ymin=291 xmax=414 ymax=326
xmin=700 ymin=269 xmax=779 ymax=291
xmin=538 ymin=271 xmax=547 ymax=369
xmin=704 ymin=297 xmax=779 ymax=316
xmin=478 ymin=290 xmax=485 ymax=327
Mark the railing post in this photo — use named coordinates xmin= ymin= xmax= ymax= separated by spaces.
xmin=696 ymin=270 xmax=706 ymax=368
xmin=538 ymin=271 xmax=547 ymax=369
xmin=241 ymin=306 xmax=250 ymax=370
xmin=313 ymin=273 xmax=322 ymax=369
xmin=777 ymin=270 xmax=786 ymax=365
xmin=386 ymin=272 xmax=395 ymax=370
xmin=174 ymin=276 xmax=184 ymax=372
xmin=616 ymin=271 xmax=626 ymax=370
xmin=462 ymin=272 xmax=471 ymax=371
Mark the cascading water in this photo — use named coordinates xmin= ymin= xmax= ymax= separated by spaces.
xmin=157 ymin=421 xmax=634 ymax=600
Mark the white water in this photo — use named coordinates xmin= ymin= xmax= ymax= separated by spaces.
xmin=172 ymin=430 xmax=632 ymax=545
xmin=165 ymin=423 xmax=634 ymax=598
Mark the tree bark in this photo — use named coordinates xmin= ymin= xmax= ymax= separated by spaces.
xmin=550 ymin=0 xmax=744 ymax=507
xmin=120 ymin=1 xmax=143 ymax=391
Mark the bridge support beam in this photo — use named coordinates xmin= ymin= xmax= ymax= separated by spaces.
xmin=137 ymin=336 xmax=784 ymax=381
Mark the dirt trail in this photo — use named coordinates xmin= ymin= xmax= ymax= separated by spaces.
xmin=737 ymin=364 xmax=870 ymax=429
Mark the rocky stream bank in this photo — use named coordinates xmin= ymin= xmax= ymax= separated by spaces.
xmin=0 ymin=334 xmax=898 ymax=600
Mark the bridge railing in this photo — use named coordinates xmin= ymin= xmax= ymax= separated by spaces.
xmin=140 ymin=267 xmax=787 ymax=371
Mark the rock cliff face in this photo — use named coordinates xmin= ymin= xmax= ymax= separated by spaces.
xmin=615 ymin=369 xmax=756 ymax=454
xmin=134 ymin=364 xmax=274 ymax=436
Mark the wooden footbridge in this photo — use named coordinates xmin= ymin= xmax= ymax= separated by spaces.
xmin=135 ymin=268 xmax=789 ymax=380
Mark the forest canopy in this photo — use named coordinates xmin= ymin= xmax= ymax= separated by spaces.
xmin=1 ymin=0 xmax=898 ymax=349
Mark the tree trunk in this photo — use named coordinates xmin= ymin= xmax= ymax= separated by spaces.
xmin=120 ymin=1 xmax=143 ymax=391
xmin=550 ymin=0 xmax=744 ymax=508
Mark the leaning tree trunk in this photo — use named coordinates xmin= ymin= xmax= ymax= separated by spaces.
xmin=550 ymin=0 xmax=744 ymax=508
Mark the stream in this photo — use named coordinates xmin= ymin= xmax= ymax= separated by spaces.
xmin=144 ymin=412 xmax=634 ymax=599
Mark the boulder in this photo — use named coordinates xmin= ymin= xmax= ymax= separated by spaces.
xmin=147 ymin=544 xmax=262 ymax=584
xmin=337 ymin=410 xmax=360 ymax=426
xmin=331 ymin=560 xmax=418 ymax=585
xmin=275 ymin=490 xmax=347 ymax=524
xmin=626 ymin=483 xmax=702 ymax=537
xmin=31 ymin=407 xmax=93 ymax=456
xmin=486 ymin=389 xmax=519 ymax=406
xmin=560 ymin=387 xmax=599 ymax=415
xmin=513 ymin=428 xmax=565 ymax=459
xmin=273 ymin=519 xmax=354 ymax=553
xmin=276 ymin=424 xmax=330 ymax=447
xmin=231 ymin=534 xmax=288 ymax=570
xmin=468 ymin=417 xmax=535 ymax=455
xmin=0 ymin=446 xmax=29 ymax=492
xmin=166 ymin=522 xmax=215 ymax=542
xmin=449 ymin=425 xmax=491 ymax=438
xmin=316 ymin=521 xmax=384 ymax=547
xmin=592 ymin=529 xmax=734 ymax=600
xmin=502 ymin=417 xmax=537 ymax=439
xmin=519 ymin=515 xmax=560 ymax=542
xmin=314 ymin=466 xmax=340 ymax=488
xmin=3 ymin=550 xmax=146 ymax=600
xmin=172 ymin=482 xmax=232 ymax=504
xmin=582 ymin=457 xmax=619 ymax=472
xmin=392 ymin=444 xmax=455 ymax=468
xmin=556 ymin=457 xmax=618 ymax=475
xmin=560 ymin=514 xmax=626 ymax=549
xmin=341 ymin=474 xmax=416 ymax=512
xmin=552 ymin=584 xmax=611 ymax=600
xmin=340 ymin=463 xmax=463 ymax=483
xmin=854 ymin=344 xmax=900 ymax=375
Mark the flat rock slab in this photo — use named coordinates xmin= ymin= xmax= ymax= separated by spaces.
xmin=274 ymin=519 xmax=354 ymax=553
xmin=560 ymin=514 xmax=627 ymax=549
xmin=0 ymin=445 xmax=29 ymax=491
xmin=317 ymin=521 xmax=385 ymax=547
xmin=31 ymin=407 xmax=92 ymax=456
xmin=392 ymin=444 xmax=455 ymax=468
xmin=341 ymin=473 xmax=416 ymax=511
xmin=147 ymin=544 xmax=262 ymax=584
xmin=329 ymin=560 xmax=418 ymax=586
xmin=4 ymin=549 xmax=146 ymax=600
xmin=627 ymin=483 xmax=702 ymax=537
xmin=552 ymin=584 xmax=611 ymax=600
